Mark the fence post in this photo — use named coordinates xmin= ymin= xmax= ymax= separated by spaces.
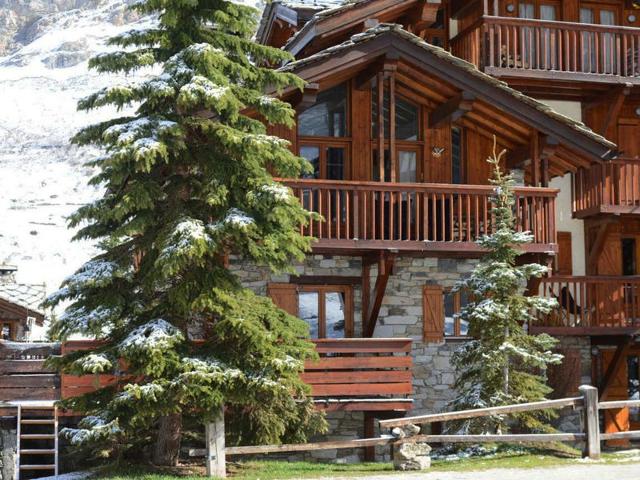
xmin=579 ymin=385 xmax=601 ymax=460
xmin=206 ymin=406 xmax=226 ymax=478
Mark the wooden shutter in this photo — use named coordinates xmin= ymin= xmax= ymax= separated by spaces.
xmin=548 ymin=348 xmax=581 ymax=398
xmin=267 ymin=283 xmax=299 ymax=316
xmin=423 ymin=285 xmax=444 ymax=343
xmin=556 ymin=231 xmax=573 ymax=275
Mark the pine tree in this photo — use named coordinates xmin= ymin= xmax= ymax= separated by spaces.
xmin=451 ymin=142 xmax=562 ymax=434
xmin=44 ymin=0 xmax=326 ymax=465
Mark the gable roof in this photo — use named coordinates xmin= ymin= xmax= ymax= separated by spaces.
xmin=256 ymin=0 xmax=343 ymax=46
xmin=281 ymin=23 xmax=616 ymax=161
xmin=0 ymin=283 xmax=46 ymax=323
xmin=284 ymin=0 xmax=422 ymax=56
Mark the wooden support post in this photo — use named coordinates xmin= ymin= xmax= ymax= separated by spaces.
xmin=580 ymin=385 xmax=601 ymax=460
xmin=206 ymin=407 xmax=226 ymax=478
xmin=364 ymin=412 xmax=376 ymax=461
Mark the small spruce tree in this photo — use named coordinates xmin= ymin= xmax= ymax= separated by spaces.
xmin=45 ymin=0 xmax=326 ymax=466
xmin=451 ymin=142 xmax=562 ymax=434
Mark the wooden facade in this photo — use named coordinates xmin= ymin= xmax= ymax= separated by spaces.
xmin=6 ymin=0 xmax=640 ymax=446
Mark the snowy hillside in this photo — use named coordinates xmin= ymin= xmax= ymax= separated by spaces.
xmin=0 ymin=0 xmax=263 ymax=295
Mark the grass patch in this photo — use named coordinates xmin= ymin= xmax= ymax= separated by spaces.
xmin=94 ymin=445 xmax=640 ymax=479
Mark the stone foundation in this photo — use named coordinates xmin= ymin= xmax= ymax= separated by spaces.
xmin=233 ymin=254 xmax=585 ymax=461
xmin=0 ymin=418 xmax=16 ymax=480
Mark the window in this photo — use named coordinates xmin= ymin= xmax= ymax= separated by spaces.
xmin=1 ymin=323 xmax=12 ymax=340
xmin=423 ymin=285 xmax=471 ymax=342
xmin=300 ymin=144 xmax=348 ymax=180
xmin=298 ymin=285 xmax=354 ymax=339
xmin=298 ymin=83 xmax=347 ymax=137
xmin=451 ymin=126 xmax=464 ymax=184
xmin=371 ymin=85 xmax=420 ymax=141
xmin=444 ymin=289 xmax=470 ymax=337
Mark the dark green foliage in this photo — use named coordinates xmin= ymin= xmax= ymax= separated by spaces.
xmin=46 ymin=0 xmax=326 ymax=459
xmin=451 ymin=143 xmax=562 ymax=434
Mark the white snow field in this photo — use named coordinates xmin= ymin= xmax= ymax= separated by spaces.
xmin=0 ymin=0 xmax=264 ymax=296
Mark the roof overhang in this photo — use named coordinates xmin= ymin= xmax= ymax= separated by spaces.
xmin=256 ymin=2 xmax=300 ymax=46
xmin=281 ymin=25 xmax=617 ymax=164
xmin=285 ymin=0 xmax=430 ymax=57
xmin=0 ymin=296 xmax=45 ymax=325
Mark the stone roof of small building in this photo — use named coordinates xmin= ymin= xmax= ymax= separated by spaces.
xmin=281 ymin=23 xmax=617 ymax=153
xmin=0 ymin=283 xmax=46 ymax=317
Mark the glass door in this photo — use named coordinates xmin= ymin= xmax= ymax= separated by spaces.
xmin=517 ymin=1 xmax=559 ymax=69
xmin=580 ymin=4 xmax=618 ymax=73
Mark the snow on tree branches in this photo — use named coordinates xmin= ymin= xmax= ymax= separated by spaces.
xmin=46 ymin=0 xmax=325 ymax=466
xmin=451 ymin=140 xmax=562 ymax=434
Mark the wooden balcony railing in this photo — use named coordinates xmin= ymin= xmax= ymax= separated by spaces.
xmin=60 ymin=338 xmax=414 ymax=412
xmin=283 ymin=179 xmax=558 ymax=253
xmin=451 ymin=16 xmax=640 ymax=81
xmin=572 ymin=159 xmax=640 ymax=217
xmin=533 ymin=276 xmax=640 ymax=334
xmin=303 ymin=338 xmax=413 ymax=412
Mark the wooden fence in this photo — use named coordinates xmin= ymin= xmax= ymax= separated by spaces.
xmin=0 ymin=341 xmax=60 ymax=403
xmin=207 ymin=385 xmax=640 ymax=477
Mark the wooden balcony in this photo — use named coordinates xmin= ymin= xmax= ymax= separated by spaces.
xmin=284 ymin=179 xmax=558 ymax=254
xmin=531 ymin=276 xmax=640 ymax=336
xmin=573 ymin=159 xmax=640 ymax=218
xmin=451 ymin=16 xmax=640 ymax=85
xmin=59 ymin=338 xmax=413 ymax=413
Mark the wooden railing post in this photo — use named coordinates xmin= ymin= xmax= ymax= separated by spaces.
xmin=206 ymin=406 xmax=226 ymax=478
xmin=579 ymin=385 xmax=601 ymax=460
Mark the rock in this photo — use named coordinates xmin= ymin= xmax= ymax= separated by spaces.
xmin=393 ymin=442 xmax=432 ymax=471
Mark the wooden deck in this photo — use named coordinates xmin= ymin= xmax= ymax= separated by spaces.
xmin=284 ymin=179 xmax=558 ymax=254
xmin=573 ymin=159 xmax=640 ymax=218
xmin=452 ymin=15 xmax=640 ymax=86
xmin=533 ymin=276 xmax=640 ymax=335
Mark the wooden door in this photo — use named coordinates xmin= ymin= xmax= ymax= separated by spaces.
xmin=595 ymin=231 xmax=625 ymax=326
xmin=618 ymin=121 xmax=640 ymax=206
xmin=556 ymin=231 xmax=573 ymax=275
xmin=601 ymin=349 xmax=631 ymax=446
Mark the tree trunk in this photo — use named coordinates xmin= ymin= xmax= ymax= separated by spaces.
xmin=153 ymin=413 xmax=183 ymax=466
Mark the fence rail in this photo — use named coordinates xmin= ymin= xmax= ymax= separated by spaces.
xmin=212 ymin=385 xmax=640 ymax=477
xmin=451 ymin=16 xmax=640 ymax=80
xmin=282 ymin=179 xmax=557 ymax=251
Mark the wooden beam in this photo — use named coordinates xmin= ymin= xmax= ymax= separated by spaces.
xmin=389 ymin=75 xmax=396 ymax=182
xmin=290 ymin=276 xmax=361 ymax=285
xmin=365 ymin=252 xmax=396 ymax=337
xmin=587 ymin=221 xmax=612 ymax=274
xmin=429 ymin=92 xmax=475 ymax=128
xmin=292 ymin=83 xmax=320 ymax=114
xmin=380 ymin=396 xmax=584 ymax=428
xmin=355 ymin=54 xmax=398 ymax=90
xmin=599 ymin=337 xmax=633 ymax=401
xmin=364 ymin=412 xmax=376 ymax=461
xmin=601 ymin=87 xmax=629 ymax=136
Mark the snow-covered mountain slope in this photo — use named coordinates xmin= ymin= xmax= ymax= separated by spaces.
xmin=0 ymin=0 xmax=264 ymax=295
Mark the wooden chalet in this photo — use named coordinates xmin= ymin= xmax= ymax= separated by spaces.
xmin=6 ymin=0 xmax=640 ymax=468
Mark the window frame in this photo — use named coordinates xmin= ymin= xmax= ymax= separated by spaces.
xmin=298 ymin=140 xmax=352 ymax=180
xmin=297 ymin=82 xmax=351 ymax=139
xmin=298 ymin=284 xmax=354 ymax=339
xmin=444 ymin=288 xmax=470 ymax=339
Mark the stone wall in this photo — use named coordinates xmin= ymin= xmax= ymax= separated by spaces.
xmin=555 ymin=336 xmax=593 ymax=434
xmin=231 ymin=254 xmax=477 ymax=461
xmin=0 ymin=418 xmax=16 ymax=480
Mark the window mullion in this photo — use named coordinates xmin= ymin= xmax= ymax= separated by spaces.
xmin=318 ymin=291 xmax=327 ymax=338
